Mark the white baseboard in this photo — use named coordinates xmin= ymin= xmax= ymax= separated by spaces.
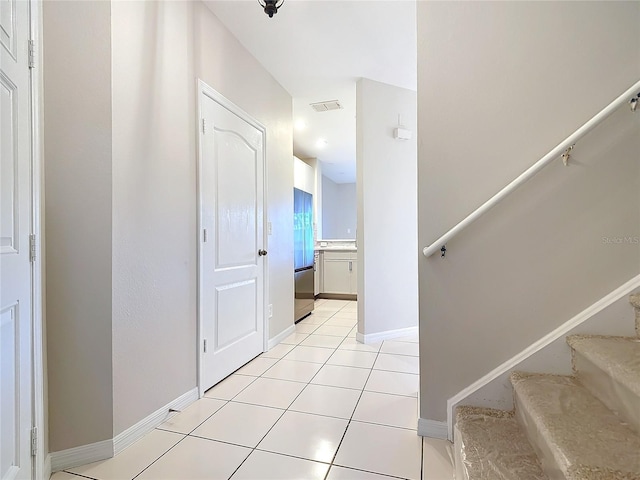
xmin=113 ymin=387 xmax=198 ymax=455
xmin=418 ymin=418 xmax=448 ymax=440
xmin=50 ymin=439 xmax=113 ymax=473
xmin=446 ymin=273 xmax=640 ymax=441
xmin=268 ymin=324 xmax=295 ymax=350
xmin=43 ymin=454 xmax=51 ymax=480
xmin=51 ymin=387 xmax=199 ymax=473
xmin=356 ymin=325 xmax=418 ymax=344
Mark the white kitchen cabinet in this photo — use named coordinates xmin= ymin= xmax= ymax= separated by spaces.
xmin=321 ymin=251 xmax=357 ymax=296
xmin=323 ymin=258 xmax=351 ymax=294
xmin=294 ymin=156 xmax=314 ymax=194
xmin=314 ymin=251 xmax=321 ymax=297
xmin=349 ymin=259 xmax=357 ymax=294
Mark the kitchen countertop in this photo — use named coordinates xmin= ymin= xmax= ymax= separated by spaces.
xmin=315 ymin=246 xmax=357 ymax=252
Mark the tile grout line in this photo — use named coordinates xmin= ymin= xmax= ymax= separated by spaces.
xmin=321 ymin=338 xmax=383 ymax=480
xmin=60 ymin=301 xmax=424 ymax=480
xmin=132 ymin=396 xmax=237 ymax=480
xmin=224 ymin=406 xmax=288 ymax=479
xmin=270 ymin=301 xmax=417 ymax=479
xmin=237 ymin=361 xmax=418 ymax=375
xmin=60 ymin=471 xmax=99 ymax=480
xmin=236 ymin=300 xmax=420 ymax=479
xmin=135 ymin=346 xmax=285 ymax=480
xmin=328 ymin=464 xmax=412 ymax=480
xmin=205 ymin=373 xmax=260 ymax=402
xmin=227 ymin=305 xmax=353 ymax=480
xmin=131 ymin=431 xmax=191 ymax=480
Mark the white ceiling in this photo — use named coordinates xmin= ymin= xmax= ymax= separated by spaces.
xmin=204 ymin=0 xmax=417 ymax=183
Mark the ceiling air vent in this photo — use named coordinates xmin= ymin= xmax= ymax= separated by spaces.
xmin=310 ymin=100 xmax=343 ymax=112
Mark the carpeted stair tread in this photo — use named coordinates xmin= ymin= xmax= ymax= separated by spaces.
xmin=567 ymin=335 xmax=640 ymax=398
xmin=568 ymin=465 xmax=640 ymax=480
xmin=630 ymin=293 xmax=640 ymax=310
xmin=455 ymin=406 xmax=547 ymax=480
xmin=567 ymin=335 xmax=640 ymax=434
xmin=511 ymin=372 xmax=640 ymax=479
xmin=631 ymin=294 xmax=640 ymax=337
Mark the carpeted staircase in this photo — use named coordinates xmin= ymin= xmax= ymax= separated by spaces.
xmin=454 ymin=293 xmax=640 ymax=479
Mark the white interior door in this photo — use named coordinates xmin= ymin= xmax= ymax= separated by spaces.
xmin=1 ymin=0 xmax=33 ymax=479
xmin=199 ymin=85 xmax=266 ymax=392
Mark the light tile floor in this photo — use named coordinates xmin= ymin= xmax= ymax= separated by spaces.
xmin=52 ymin=299 xmax=454 ymax=480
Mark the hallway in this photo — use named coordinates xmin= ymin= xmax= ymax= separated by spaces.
xmin=51 ymin=300 xmax=452 ymax=480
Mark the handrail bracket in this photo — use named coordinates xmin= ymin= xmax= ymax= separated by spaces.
xmin=561 ymin=144 xmax=575 ymax=166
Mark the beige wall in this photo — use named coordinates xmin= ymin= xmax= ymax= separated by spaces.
xmin=192 ymin=1 xmax=294 ymax=343
xmin=45 ymin=0 xmax=293 ymax=450
xmin=322 ymin=177 xmax=356 ymax=240
xmin=357 ymin=78 xmax=418 ymax=336
xmin=417 ymin=1 xmax=640 ymax=422
xmin=111 ymin=1 xmax=293 ymax=434
xmin=44 ymin=1 xmax=114 ymax=451
xmin=110 ymin=1 xmax=198 ymax=435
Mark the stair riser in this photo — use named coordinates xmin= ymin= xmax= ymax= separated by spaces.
xmin=453 ymin=424 xmax=469 ymax=480
xmin=573 ymin=350 xmax=640 ymax=434
xmin=632 ymin=294 xmax=640 ymax=337
xmin=455 ymin=409 xmax=548 ymax=480
xmin=513 ymin=390 xmax=566 ymax=479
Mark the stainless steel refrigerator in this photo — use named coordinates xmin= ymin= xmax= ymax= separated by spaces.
xmin=294 ymin=188 xmax=315 ymax=322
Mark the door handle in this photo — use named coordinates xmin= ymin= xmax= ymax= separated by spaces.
xmin=258 ymin=249 xmax=268 ymax=256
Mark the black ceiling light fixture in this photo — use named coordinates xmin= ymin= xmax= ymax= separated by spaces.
xmin=259 ymin=0 xmax=284 ymax=18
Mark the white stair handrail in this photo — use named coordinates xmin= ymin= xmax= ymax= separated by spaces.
xmin=423 ymin=79 xmax=640 ymax=258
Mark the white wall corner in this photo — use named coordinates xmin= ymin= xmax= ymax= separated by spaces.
xmin=418 ymin=418 xmax=448 ymax=440
xmin=43 ymin=454 xmax=52 ymax=480
xmin=113 ymin=387 xmax=199 ymax=455
xmin=51 ymin=387 xmax=200 ymax=472
xmin=50 ymin=439 xmax=114 ymax=473
xmin=356 ymin=325 xmax=418 ymax=345
xmin=268 ymin=324 xmax=295 ymax=350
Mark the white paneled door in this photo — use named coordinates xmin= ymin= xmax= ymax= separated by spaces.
xmin=199 ymin=84 xmax=266 ymax=392
xmin=1 ymin=0 xmax=33 ymax=479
